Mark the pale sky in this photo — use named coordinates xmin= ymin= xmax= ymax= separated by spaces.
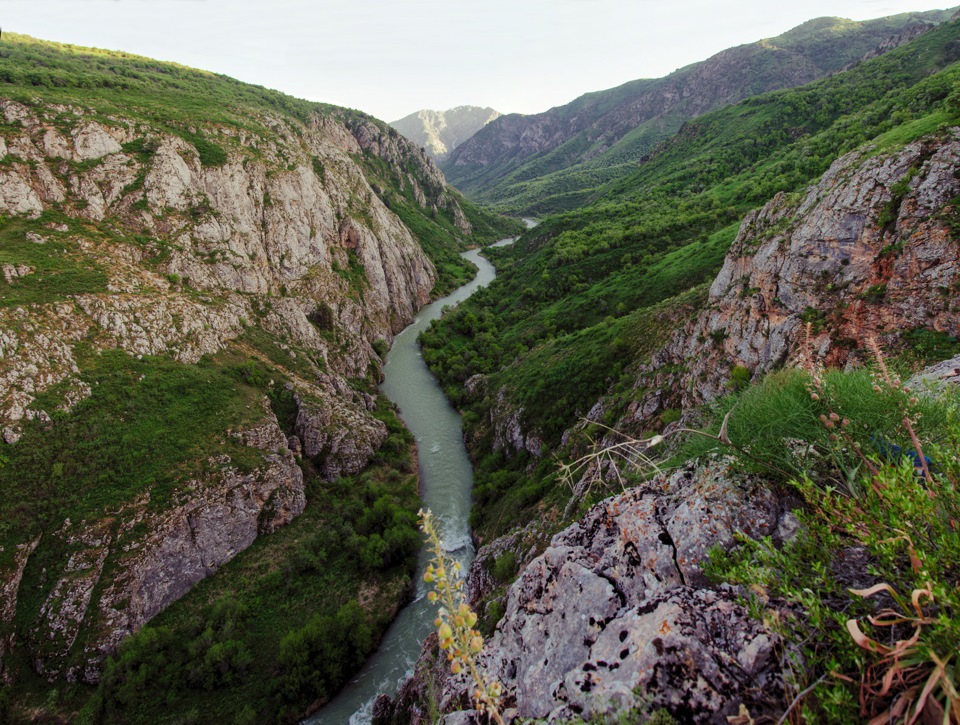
xmin=1 ymin=0 xmax=955 ymax=122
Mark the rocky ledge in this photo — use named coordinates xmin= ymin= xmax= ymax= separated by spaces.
xmin=380 ymin=459 xmax=800 ymax=723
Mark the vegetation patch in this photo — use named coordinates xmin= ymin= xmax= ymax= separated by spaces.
xmin=699 ymin=361 xmax=960 ymax=722
xmin=0 ymin=216 xmax=108 ymax=306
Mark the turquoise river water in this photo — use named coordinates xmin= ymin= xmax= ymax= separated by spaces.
xmin=308 ymin=230 xmax=525 ymax=725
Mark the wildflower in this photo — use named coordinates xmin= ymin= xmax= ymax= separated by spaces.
xmin=420 ymin=510 xmax=505 ymax=724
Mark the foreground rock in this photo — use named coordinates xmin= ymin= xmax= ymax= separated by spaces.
xmin=381 ymin=459 xmax=798 ymax=723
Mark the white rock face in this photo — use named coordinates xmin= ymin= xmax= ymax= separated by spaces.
xmin=0 ymin=96 xmax=480 ymax=682
xmin=0 ymin=99 xmax=469 ymax=430
xmin=390 ymin=106 xmax=502 ymax=161
xmin=71 ymin=121 xmax=123 ymax=160
xmin=613 ymin=131 xmax=960 ymax=435
xmin=384 ymin=460 xmax=796 ymax=723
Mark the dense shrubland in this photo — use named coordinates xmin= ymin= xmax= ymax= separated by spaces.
xmin=692 ymin=352 xmax=960 ymax=722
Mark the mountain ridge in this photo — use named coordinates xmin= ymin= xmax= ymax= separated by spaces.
xmin=389 ymin=105 xmax=501 ymax=161
xmin=442 ymin=7 xmax=959 ymax=214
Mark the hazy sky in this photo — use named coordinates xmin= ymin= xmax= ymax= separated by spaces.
xmin=2 ymin=0 xmax=955 ymax=121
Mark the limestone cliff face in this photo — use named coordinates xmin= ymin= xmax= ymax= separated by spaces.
xmin=29 ymin=407 xmax=304 ymax=684
xmin=0 ymin=96 xmax=476 ymax=681
xmin=0 ymin=99 xmax=455 ymax=442
xmin=389 ymin=106 xmax=501 ymax=162
xmin=619 ymin=131 xmax=960 ymax=433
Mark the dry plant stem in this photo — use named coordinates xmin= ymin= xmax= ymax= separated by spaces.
xmin=560 ymin=410 xmax=738 ymax=508
xmin=777 ymin=674 xmax=830 ymax=725
xmin=867 ymin=336 xmax=935 ymax=487
xmin=904 ymin=417 xmax=935 ymax=488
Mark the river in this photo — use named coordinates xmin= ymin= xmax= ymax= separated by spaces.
xmin=308 ymin=227 xmax=529 ymax=725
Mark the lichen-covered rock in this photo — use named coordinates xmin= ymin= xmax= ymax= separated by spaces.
xmin=390 ymin=460 xmax=795 ymax=723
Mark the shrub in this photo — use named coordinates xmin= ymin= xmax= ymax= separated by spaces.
xmin=682 ymin=366 xmax=946 ymax=495
xmin=308 ymin=302 xmax=335 ymax=331
xmin=491 ymin=550 xmax=517 ymax=584
xmin=275 ymin=602 xmax=373 ymax=707
xmin=180 ymin=132 xmax=228 ymax=167
xmin=727 ymin=365 xmax=751 ymax=392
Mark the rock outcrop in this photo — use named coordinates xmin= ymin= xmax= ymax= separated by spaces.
xmin=618 ymin=131 xmax=960 ymax=434
xmin=25 ymin=409 xmax=304 ymax=683
xmin=384 ymin=460 xmax=798 ymax=723
xmin=390 ymin=106 xmax=502 ymax=162
xmin=293 ymin=376 xmax=388 ymax=480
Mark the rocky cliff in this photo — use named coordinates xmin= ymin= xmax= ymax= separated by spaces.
xmin=615 ymin=131 xmax=960 ymax=436
xmin=383 ymin=128 xmax=960 ymax=722
xmin=390 ymin=106 xmax=502 ymax=162
xmin=378 ymin=459 xmax=799 ymax=723
xmin=0 ymin=51 xmax=498 ymax=684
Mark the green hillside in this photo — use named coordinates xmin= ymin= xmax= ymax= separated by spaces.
xmin=442 ymin=8 xmax=958 ymax=215
xmin=0 ymin=33 xmax=521 ymax=289
xmin=421 ymin=14 xmax=960 ymax=539
xmin=0 ymin=34 xmax=517 ymax=724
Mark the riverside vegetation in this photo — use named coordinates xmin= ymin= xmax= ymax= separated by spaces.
xmin=420 ymin=13 xmax=960 ymax=541
xmin=0 ymin=32 xmax=519 ymax=724
xmin=6 ymin=9 xmax=960 ymax=725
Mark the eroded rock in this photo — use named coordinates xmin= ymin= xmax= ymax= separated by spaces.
xmin=391 ymin=460 xmax=794 ymax=723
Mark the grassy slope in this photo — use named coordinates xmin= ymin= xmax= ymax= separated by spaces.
xmin=420 ymin=17 xmax=960 ymax=541
xmin=0 ymin=35 xmax=514 ymax=723
xmin=444 ymin=8 xmax=958 ymax=215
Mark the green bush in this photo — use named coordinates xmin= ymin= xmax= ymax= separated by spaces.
xmin=491 ymin=550 xmax=517 ymax=583
xmin=275 ymin=602 xmax=373 ymax=708
xmin=682 ymin=367 xmax=947 ymax=494
xmin=180 ymin=132 xmax=228 ymax=167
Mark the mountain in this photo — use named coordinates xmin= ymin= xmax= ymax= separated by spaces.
xmin=389 ymin=106 xmax=501 ymax=161
xmin=420 ymin=9 xmax=960 ymax=552
xmin=0 ymin=34 xmax=520 ymax=722
xmin=394 ymin=15 xmax=960 ymax=723
xmin=442 ymin=7 xmax=959 ymax=215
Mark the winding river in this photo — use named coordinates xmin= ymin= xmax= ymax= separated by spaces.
xmin=308 ymin=227 xmax=528 ymax=725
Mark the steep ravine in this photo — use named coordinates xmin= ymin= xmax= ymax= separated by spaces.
xmin=311 ymin=238 xmax=516 ymax=725
xmin=0 ymin=44 xmax=517 ymax=706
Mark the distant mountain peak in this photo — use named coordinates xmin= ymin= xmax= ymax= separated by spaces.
xmin=390 ymin=105 xmax=501 ymax=161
